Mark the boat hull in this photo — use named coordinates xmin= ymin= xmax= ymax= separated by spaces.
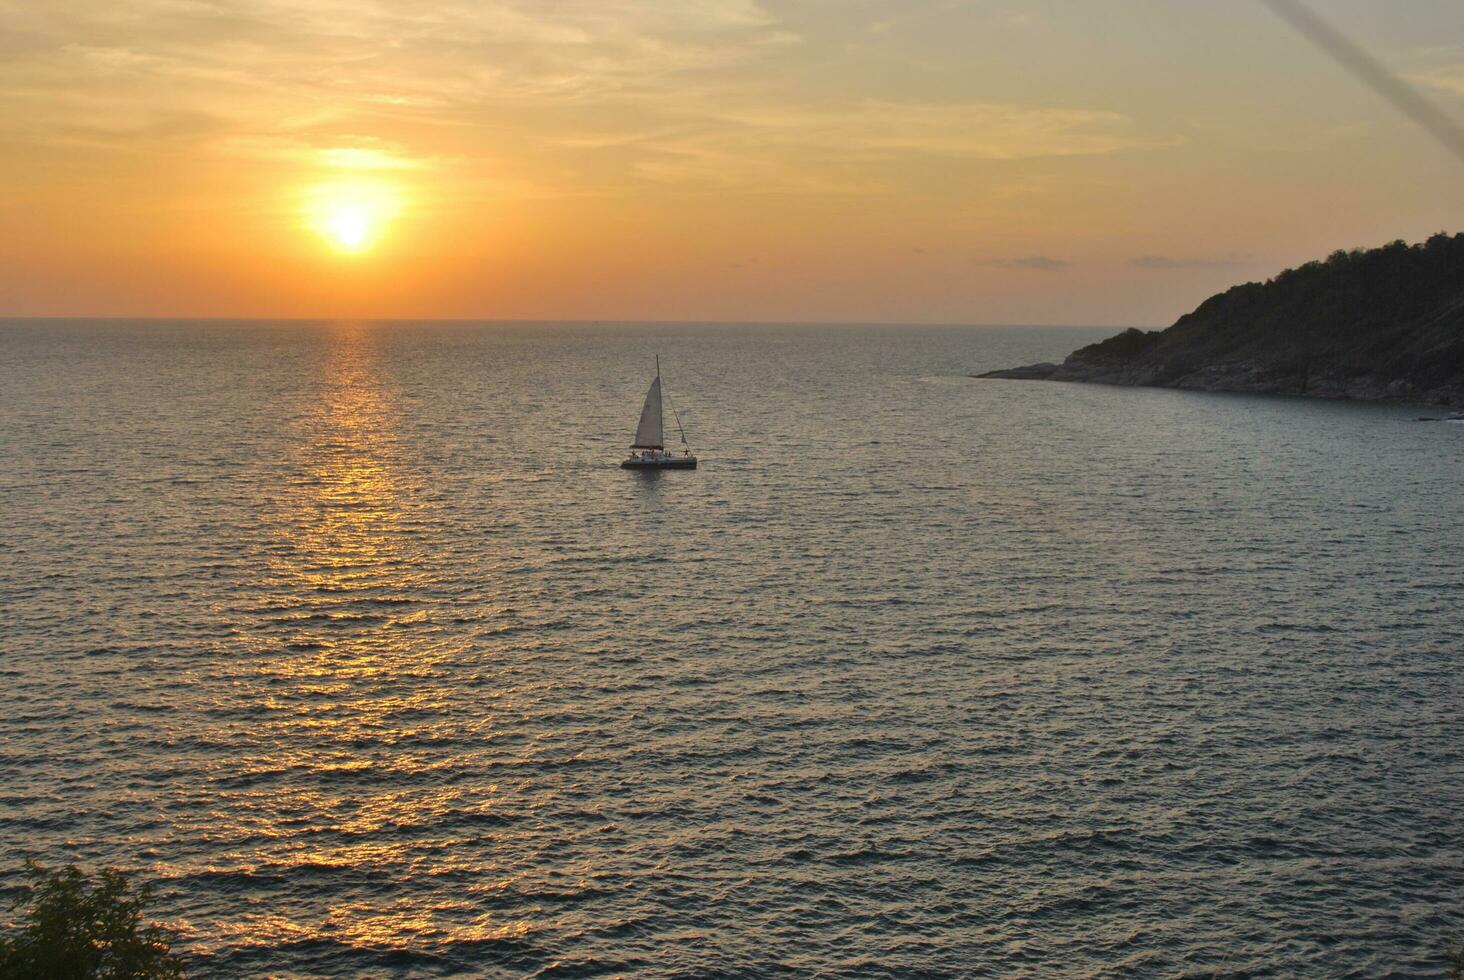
xmin=621 ymin=456 xmax=698 ymax=470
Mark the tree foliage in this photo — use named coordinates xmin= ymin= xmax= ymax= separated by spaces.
xmin=0 ymin=863 xmax=184 ymax=979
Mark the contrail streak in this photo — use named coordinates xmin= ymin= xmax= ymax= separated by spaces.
xmin=1260 ymin=0 xmax=1464 ymax=165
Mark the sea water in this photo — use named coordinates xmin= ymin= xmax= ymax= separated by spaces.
xmin=2 ymin=320 xmax=1461 ymax=976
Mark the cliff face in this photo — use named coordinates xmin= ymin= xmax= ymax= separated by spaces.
xmin=982 ymin=233 xmax=1464 ymax=407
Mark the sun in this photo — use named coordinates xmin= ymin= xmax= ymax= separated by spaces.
xmin=304 ymin=179 xmax=402 ymax=255
xmin=327 ymin=204 xmax=372 ymax=252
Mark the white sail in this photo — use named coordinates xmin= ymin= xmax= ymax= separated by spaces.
xmin=632 ymin=375 xmax=663 ymax=448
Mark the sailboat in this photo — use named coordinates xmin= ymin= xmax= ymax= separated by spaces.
xmin=621 ymin=356 xmax=698 ymax=469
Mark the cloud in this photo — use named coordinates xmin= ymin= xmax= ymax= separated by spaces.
xmin=0 ymin=0 xmax=797 ymax=126
xmin=707 ymin=101 xmax=1169 ymax=162
xmin=626 ymin=100 xmax=1168 ymax=191
xmin=0 ymin=0 xmax=1175 ymax=207
xmin=0 ymin=0 xmax=816 ymax=196
xmin=1408 ymin=65 xmax=1464 ymax=97
xmin=1130 ymin=254 xmax=1246 ymax=270
xmin=978 ymin=255 xmax=1071 ymax=270
xmin=1260 ymin=0 xmax=1464 ymax=165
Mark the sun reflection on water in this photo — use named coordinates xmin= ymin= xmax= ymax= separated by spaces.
xmin=187 ymin=325 xmax=523 ymax=962
xmin=260 ymin=324 xmax=436 ymax=674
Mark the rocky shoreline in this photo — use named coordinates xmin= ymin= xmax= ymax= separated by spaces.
xmin=976 ymin=349 xmax=1464 ymax=407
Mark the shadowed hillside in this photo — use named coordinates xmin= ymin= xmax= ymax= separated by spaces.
xmin=980 ymin=233 xmax=1464 ymax=407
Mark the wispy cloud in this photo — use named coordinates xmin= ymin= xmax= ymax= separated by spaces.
xmin=0 ymin=0 xmax=796 ymax=145
xmin=0 ymin=0 xmax=1169 ymax=200
xmin=708 ymin=101 xmax=1168 ymax=161
xmin=1130 ymin=254 xmax=1247 ymax=270
xmin=979 ymin=255 xmax=1071 ymax=271
xmin=626 ymin=101 xmax=1167 ymax=191
xmin=1261 ymin=0 xmax=1464 ymax=165
xmin=1408 ymin=65 xmax=1464 ymax=97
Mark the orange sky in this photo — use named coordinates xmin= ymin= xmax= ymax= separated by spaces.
xmin=2 ymin=0 xmax=1463 ymax=324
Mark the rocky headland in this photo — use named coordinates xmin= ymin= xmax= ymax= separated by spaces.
xmin=978 ymin=234 xmax=1464 ymax=408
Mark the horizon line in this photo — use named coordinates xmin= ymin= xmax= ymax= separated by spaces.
xmin=0 ymin=315 xmax=1146 ymax=330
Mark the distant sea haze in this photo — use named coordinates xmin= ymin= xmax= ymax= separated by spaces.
xmin=2 ymin=320 xmax=1461 ymax=975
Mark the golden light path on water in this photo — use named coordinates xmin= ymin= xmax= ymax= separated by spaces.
xmin=184 ymin=328 xmax=535 ymax=958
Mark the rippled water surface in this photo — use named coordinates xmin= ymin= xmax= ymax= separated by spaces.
xmin=2 ymin=321 xmax=1462 ymax=977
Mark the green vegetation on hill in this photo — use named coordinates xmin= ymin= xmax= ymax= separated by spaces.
xmin=985 ymin=233 xmax=1464 ymax=406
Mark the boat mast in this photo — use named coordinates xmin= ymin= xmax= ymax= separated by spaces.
xmin=658 ymin=354 xmax=690 ymax=450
